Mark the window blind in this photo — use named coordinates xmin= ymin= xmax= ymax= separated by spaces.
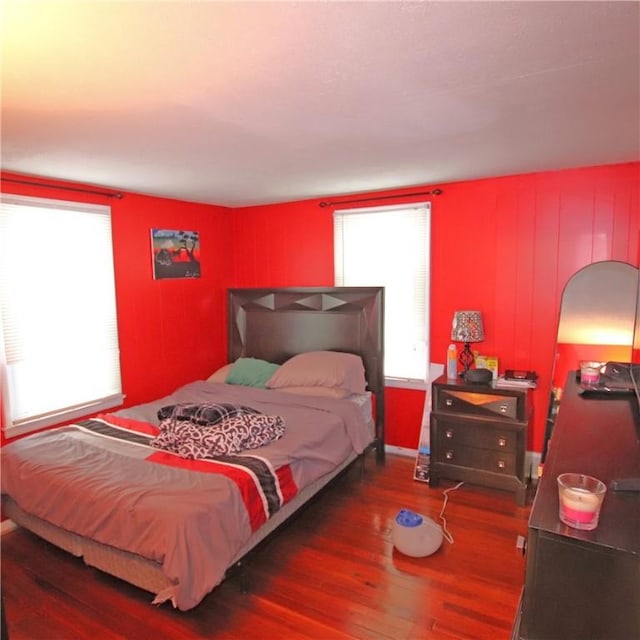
xmin=334 ymin=202 xmax=430 ymax=381
xmin=0 ymin=194 xmax=123 ymax=434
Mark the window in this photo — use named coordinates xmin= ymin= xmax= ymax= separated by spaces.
xmin=0 ymin=194 xmax=123 ymax=436
xmin=334 ymin=202 xmax=430 ymax=384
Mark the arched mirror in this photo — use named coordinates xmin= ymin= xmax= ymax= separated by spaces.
xmin=542 ymin=261 xmax=640 ymax=463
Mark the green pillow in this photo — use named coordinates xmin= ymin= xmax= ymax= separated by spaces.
xmin=226 ymin=357 xmax=280 ymax=388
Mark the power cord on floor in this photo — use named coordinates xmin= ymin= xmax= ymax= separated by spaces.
xmin=440 ymin=481 xmax=464 ymax=543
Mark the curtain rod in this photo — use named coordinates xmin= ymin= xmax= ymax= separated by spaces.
xmin=2 ymin=177 xmax=124 ymax=199
xmin=319 ymin=188 xmax=442 ymax=208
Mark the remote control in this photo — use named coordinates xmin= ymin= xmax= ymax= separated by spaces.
xmin=610 ymin=478 xmax=640 ymax=492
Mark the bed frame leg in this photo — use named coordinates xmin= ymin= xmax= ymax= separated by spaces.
xmin=233 ymin=560 xmax=250 ymax=595
xmin=357 ymin=452 xmax=367 ymax=480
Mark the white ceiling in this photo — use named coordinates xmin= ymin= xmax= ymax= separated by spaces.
xmin=2 ymin=1 xmax=639 ymax=207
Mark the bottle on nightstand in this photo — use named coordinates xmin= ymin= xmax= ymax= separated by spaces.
xmin=446 ymin=344 xmax=457 ymax=379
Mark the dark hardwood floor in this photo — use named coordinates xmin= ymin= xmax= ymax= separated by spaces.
xmin=1 ymin=454 xmax=530 ymax=640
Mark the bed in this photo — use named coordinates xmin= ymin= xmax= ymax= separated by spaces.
xmin=1 ymin=286 xmax=384 ymax=611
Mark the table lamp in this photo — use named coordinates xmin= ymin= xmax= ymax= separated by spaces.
xmin=451 ymin=310 xmax=484 ymax=377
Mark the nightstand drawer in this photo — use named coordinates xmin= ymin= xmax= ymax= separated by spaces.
xmin=435 ymin=444 xmax=517 ymax=476
xmin=435 ymin=419 xmax=518 ymax=452
xmin=435 ymin=388 xmax=519 ymax=420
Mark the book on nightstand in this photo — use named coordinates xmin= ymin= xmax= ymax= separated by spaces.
xmin=495 ymin=375 xmax=537 ymax=389
xmin=504 ymin=369 xmax=538 ymax=382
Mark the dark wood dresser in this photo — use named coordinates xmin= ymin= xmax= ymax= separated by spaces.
xmin=429 ymin=375 xmax=530 ymax=505
xmin=513 ymin=373 xmax=640 ymax=640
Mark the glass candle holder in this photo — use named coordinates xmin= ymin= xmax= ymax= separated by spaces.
xmin=579 ymin=361 xmax=601 ymax=385
xmin=557 ymin=473 xmax=607 ymax=531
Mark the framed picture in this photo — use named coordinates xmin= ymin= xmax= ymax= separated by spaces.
xmin=151 ymin=229 xmax=201 ymax=280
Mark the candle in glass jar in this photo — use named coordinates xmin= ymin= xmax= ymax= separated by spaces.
xmin=560 ymin=487 xmax=601 ymax=523
xmin=581 ymin=368 xmax=599 ymax=385
xmin=580 ymin=361 xmax=601 ymax=385
xmin=557 ymin=473 xmax=606 ymax=530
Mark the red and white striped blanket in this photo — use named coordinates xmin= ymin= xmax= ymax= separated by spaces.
xmin=81 ymin=413 xmax=296 ymax=531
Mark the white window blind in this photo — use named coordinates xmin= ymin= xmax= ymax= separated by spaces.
xmin=0 ymin=194 xmax=123 ymax=435
xmin=334 ymin=202 xmax=430 ymax=382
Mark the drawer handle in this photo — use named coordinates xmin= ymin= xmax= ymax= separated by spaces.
xmin=498 ymin=437 xmax=507 ymax=447
xmin=497 ymin=460 xmax=506 ymax=469
xmin=499 ymin=404 xmax=508 ymax=413
xmin=445 ymin=398 xmax=453 ymax=407
xmin=445 ymin=429 xmax=454 ymax=439
xmin=445 ymin=450 xmax=454 ymax=460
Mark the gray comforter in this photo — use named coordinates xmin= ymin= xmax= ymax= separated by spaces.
xmin=0 ymin=381 xmax=371 ymax=610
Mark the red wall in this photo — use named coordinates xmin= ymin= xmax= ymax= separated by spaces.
xmin=230 ymin=163 xmax=640 ymax=454
xmin=0 ymin=172 xmax=233 ymax=441
xmin=2 ymin=164 xmax=638 ymax=454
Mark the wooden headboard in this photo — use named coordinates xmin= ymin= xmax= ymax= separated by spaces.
xmin=227 ymin=287 xmax=385 ymax=461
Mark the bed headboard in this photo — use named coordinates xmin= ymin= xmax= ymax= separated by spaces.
xmin=227 ymin=287 xmax=385 ymax=460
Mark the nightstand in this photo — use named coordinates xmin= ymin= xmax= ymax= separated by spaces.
xmin=429 ymin=375 xmax=530 ymax=505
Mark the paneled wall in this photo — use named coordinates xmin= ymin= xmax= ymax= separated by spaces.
xmin=231 ymin=163 xmax=640 ymax=453
xmin=2 ymin=164 xmax=638 ymax=452
xmin=0 ymin=172 xmax=233 ymax=442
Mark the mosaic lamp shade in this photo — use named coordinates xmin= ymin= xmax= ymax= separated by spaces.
xmin=451 ymin=311 xmax=485 ymax=343
xmin=451 ymin=311 xmax=485 ymax=375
